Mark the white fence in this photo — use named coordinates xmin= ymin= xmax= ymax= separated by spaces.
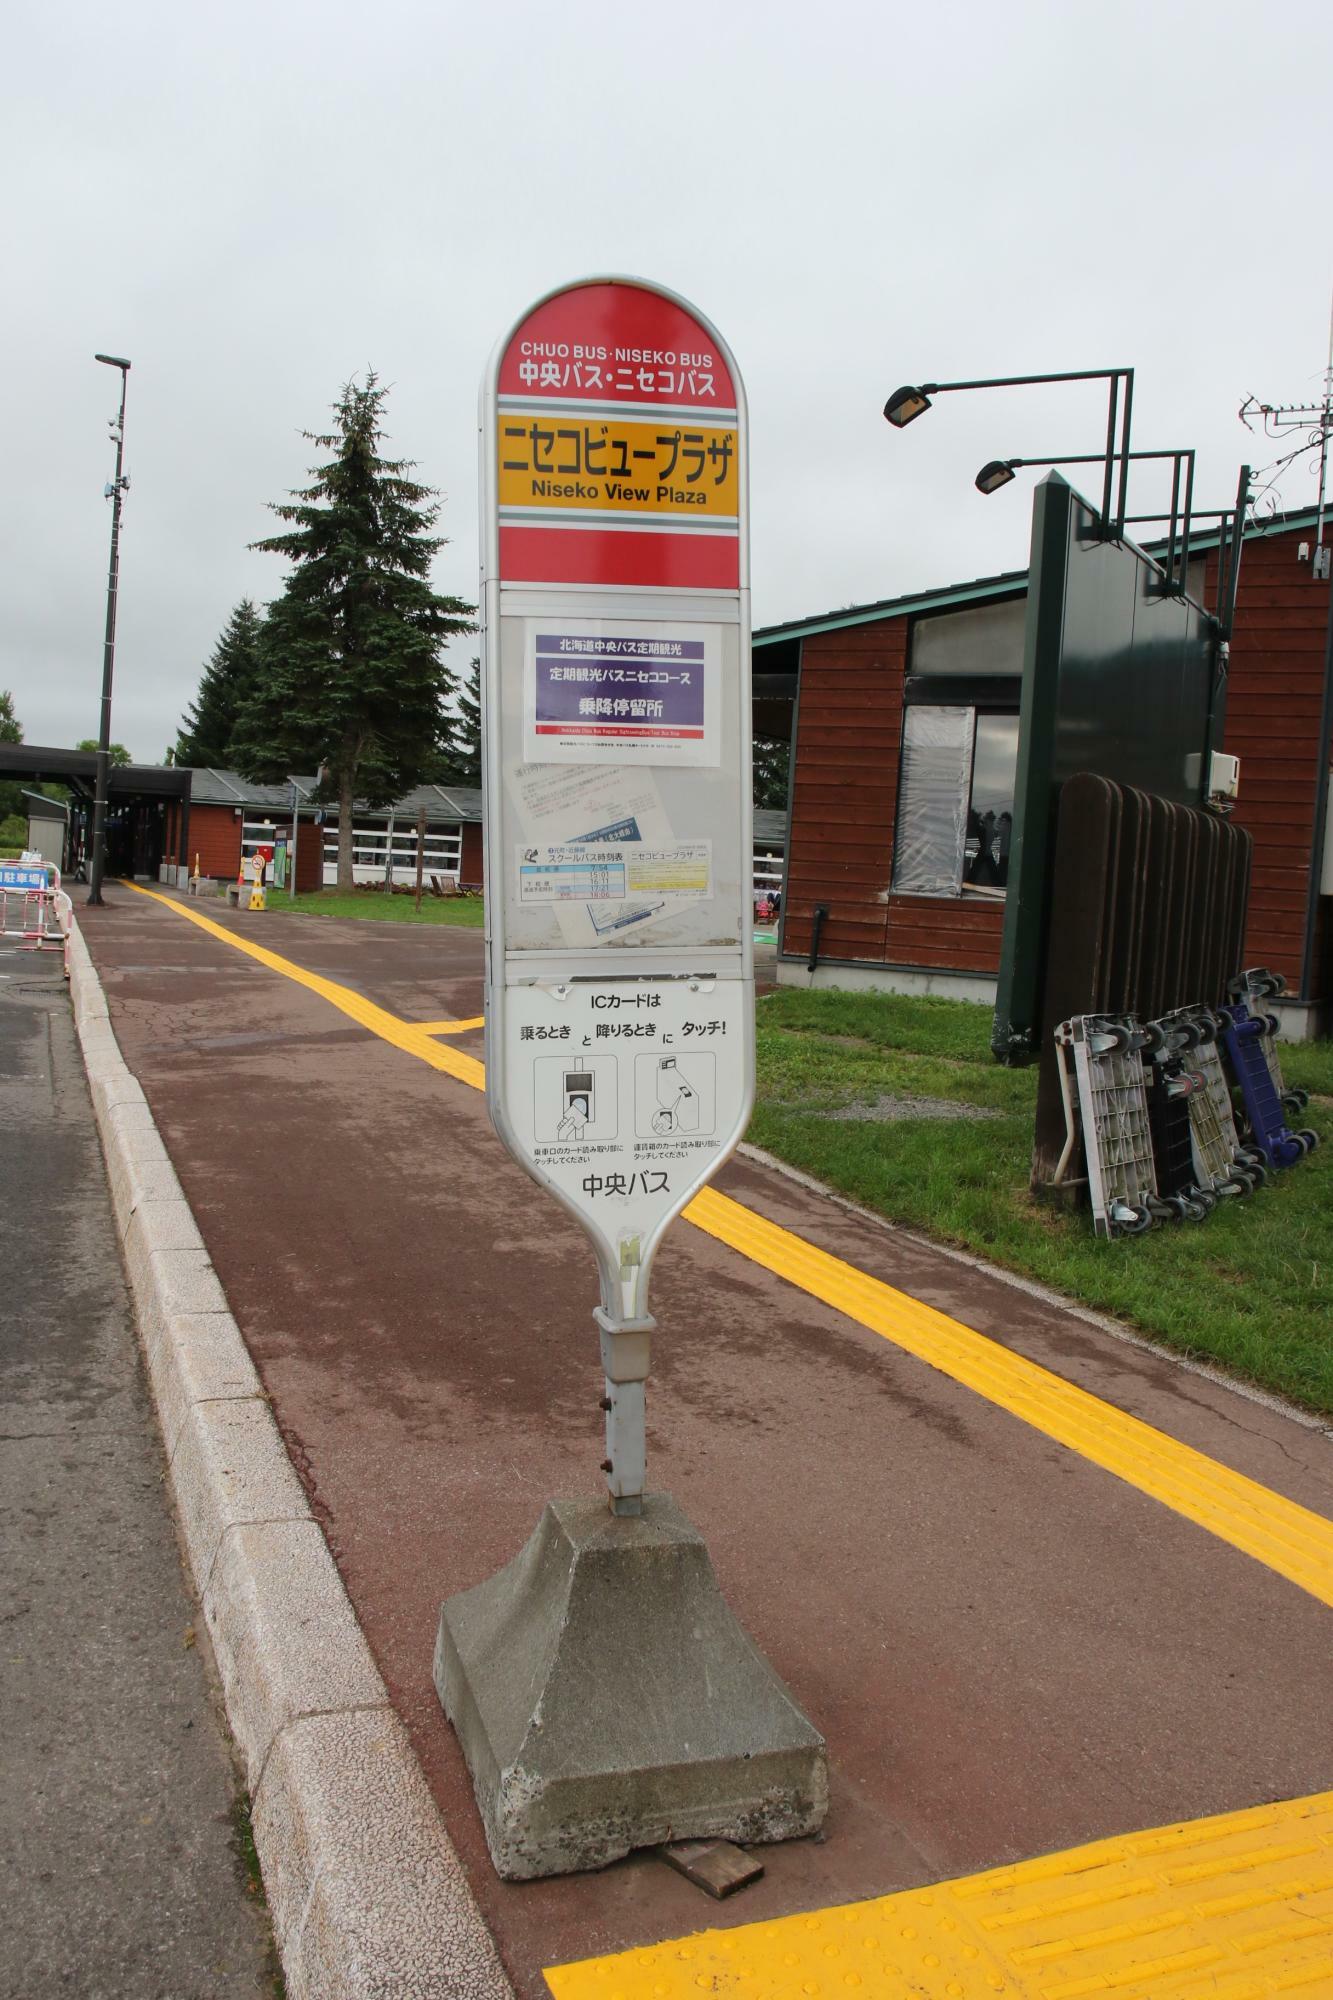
xmin=753 ymin=844 xmax=784 ymax=905
xmin=320 ymin=817 xmax=462 ymax=887
xmin=241 ymin=818 xmax=287 ymax=861
xmin=243 ymin=814 xmax=774 ymax=897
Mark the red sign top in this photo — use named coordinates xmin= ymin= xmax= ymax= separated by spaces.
xmin=497 ymin=281 xmax=736 ymax=411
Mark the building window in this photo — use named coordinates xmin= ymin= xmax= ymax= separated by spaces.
xmin=965 ymin=714 xmax=1019 ymax=894
xmin=892 ymin=706 xmax=1019 ymax=899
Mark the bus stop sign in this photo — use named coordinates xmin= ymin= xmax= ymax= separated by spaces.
xmin=480 ymin=275 xmax=753 ymax=1510
xmin=434 ymin=280 xmax=824 ymax=1884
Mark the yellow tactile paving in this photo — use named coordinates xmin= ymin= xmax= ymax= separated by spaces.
xmin=126 ymin=885 xmax=484 ymax=1091
xmin=416 ymin=1016 xmax=486 ymax=1034
xmin=121 ymin=885 xmax=1333 ymax=1610
xmin=683 ymin=1188 xmax=1333 ymax=1611
xmin=543 ymin=1790 xmax=1333 ymax=1999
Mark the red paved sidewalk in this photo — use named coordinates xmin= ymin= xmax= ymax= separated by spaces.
xmin=80 ymin=891 xmax=1333 ymax=1998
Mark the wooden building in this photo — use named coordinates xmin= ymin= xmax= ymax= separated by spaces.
xmin=160 ymin=772 xmax=484 ymax=892
xmin=758 ymin=509 xmax=1333 ymax=1037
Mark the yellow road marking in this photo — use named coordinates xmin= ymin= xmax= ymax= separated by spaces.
xmin=544 ymin=1788 xmax=1333 ymax=1999
xmin=416 ymin=1016 xmax=485 ymax=1035
xmin=121 ymin=883 xmax=1333 ymax=1609
xmin=124 ymin=885 xmax=484 ymax=1091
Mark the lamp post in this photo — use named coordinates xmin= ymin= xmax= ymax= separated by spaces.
xmin=884 ymin=367 xmax=1134 ymax=537
xmin=974 ymin=448 xmax=1196 ymax=591
xmin=88 ymin=352 xmax=131 ymax=906
xmin=1119 ymin=465 xmax=1252 ymax=635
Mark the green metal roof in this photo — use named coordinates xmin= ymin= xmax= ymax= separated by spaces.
xmin=753 ymin=504 xmax=1326 ymax=650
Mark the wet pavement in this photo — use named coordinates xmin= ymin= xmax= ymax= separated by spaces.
xmin=76 ymin=888 xmax=1333 ymax=1999
xmin=0 ymin=939 xmax=276 ymax=1999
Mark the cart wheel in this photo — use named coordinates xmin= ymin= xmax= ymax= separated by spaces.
xmin=1121 ymin=1203 xmax=1153 ymax=1235
xmin=1218 ymin=1175 xmax=1249 ymax=1198
xmin=1181 ymin=1197 xmax=1208 ymax=1222
xmin=1175 ymin=1020 xmax=1202 ymax=1050
xmin=1283 ymin=1088 xmax=1310 ymax=1112
xmin=1098 ymin=1024 xmax=1131 ymax=1054
xmin=1137 ymin=1022 xmax=1166 ymax=1055
xmin=1154 ymin=1194 xmax=1187 ymax=1222
xmin=1193 ymin=1187 xmax=1218 ymax=1213
xmin=1298 ymin=1128 xmax=1320 ymax=1152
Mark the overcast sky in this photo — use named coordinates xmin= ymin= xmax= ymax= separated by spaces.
xmin=3 ymin=0 xmax=1330 ymax=760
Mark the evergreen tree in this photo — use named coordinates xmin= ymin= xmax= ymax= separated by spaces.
xmin=234 ymin=374 xmax=473 ymax=890
xmin=452 ymin=656 xmax=481 ymax=788
xmin=753 ymin=733 xmax=791 ymax=812
xmin=175 ymin=600 xmax=265 ymax=766
xmin=0 ymin=690 xmax=22 ymax=821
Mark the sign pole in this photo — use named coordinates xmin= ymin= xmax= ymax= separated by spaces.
xmin=433 ymin=276 xmax=826 ymax=1881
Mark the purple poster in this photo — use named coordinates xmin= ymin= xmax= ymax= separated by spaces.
xmin=524 ymin=623 xmax=721 ymax=767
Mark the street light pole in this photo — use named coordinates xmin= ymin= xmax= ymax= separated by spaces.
xmin=88 ymin=352 xmax=131 ymax=906
xmin=884 ymin=366 xmax=1135 ymax=538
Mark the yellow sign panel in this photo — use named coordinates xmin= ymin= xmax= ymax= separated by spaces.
xmin=497 ymin=414 xmax=738 ymax=519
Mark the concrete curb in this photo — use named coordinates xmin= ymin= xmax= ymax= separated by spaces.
xmin=66 ymin=921 xmax=513 ymax=2000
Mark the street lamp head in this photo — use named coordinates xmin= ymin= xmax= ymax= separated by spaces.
xmin=94 ymin=353 xmax=131 ymax=370
xmin=975 ymin=459 xmax=1018 ymax=495
xmin=883 ymin=384 xmax=933 ymax=428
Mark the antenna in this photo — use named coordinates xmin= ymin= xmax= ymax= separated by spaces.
xmin=1237 ymin=284 xmax=1333 ymax=573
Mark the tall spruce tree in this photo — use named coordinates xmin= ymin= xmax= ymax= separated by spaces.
xmin=452 ymin=656 xmax=481 ymax=788
xmin=753 ymin=732 xmax=791 ymax=812
xmin=176 ymin=600 xmax=265 ymax=766
xmin=0 ymin=690 xmax=23 ymax=821
xmin=234 ymin=375 xmax=473 ymax=889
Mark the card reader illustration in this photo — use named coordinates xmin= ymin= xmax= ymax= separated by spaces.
xmin=535 ymin=1053 xmax=618 ymax=1144
xmin=633 ymin=1050 xmax=717 ymax=1140
xmin=558 ymin=1069 xmax=595 ymax=1141
xmin=652 ymin=1056 xmax=700 ymax=1136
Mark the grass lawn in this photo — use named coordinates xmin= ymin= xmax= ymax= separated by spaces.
xmin=270 ymin=888 xmax=485 ymax=927
xmin=752 ymin=987 xmax=1333 ymax=1416
xmin=1282 ymin=1035 xmax=1333 ymax=1100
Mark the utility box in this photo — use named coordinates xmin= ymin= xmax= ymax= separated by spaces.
xmin=1209 ymin=751 xmax=1241 ymax=801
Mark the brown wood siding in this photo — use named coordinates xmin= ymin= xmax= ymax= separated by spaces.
xmin=188 ymin=803 xmax=243 ymax=880
xmin=1216 ymin=531 xmax=1332 ymax=994
xmin=784 ymin=624 xmax=900 ymax=965
xmin=784 ymin=614 xmax=1017 ymax=973
xmin=294 ymin=824 xmax=323 ymax=892
xmin=461 ymin=821 xmax=484 ymax=889
xmin=779 ymin=524 xmax=1330 ymax=995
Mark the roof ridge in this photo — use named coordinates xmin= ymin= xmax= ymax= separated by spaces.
xmin=753 ymin=504 xmax=1326 ymax=647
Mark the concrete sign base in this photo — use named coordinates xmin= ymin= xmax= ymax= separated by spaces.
xmin=433 ymin=1494 xmax=827 ymax=1880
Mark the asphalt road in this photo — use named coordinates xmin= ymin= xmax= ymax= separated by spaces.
xmin=0 ymin=943 xmax=276 ymax=2000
